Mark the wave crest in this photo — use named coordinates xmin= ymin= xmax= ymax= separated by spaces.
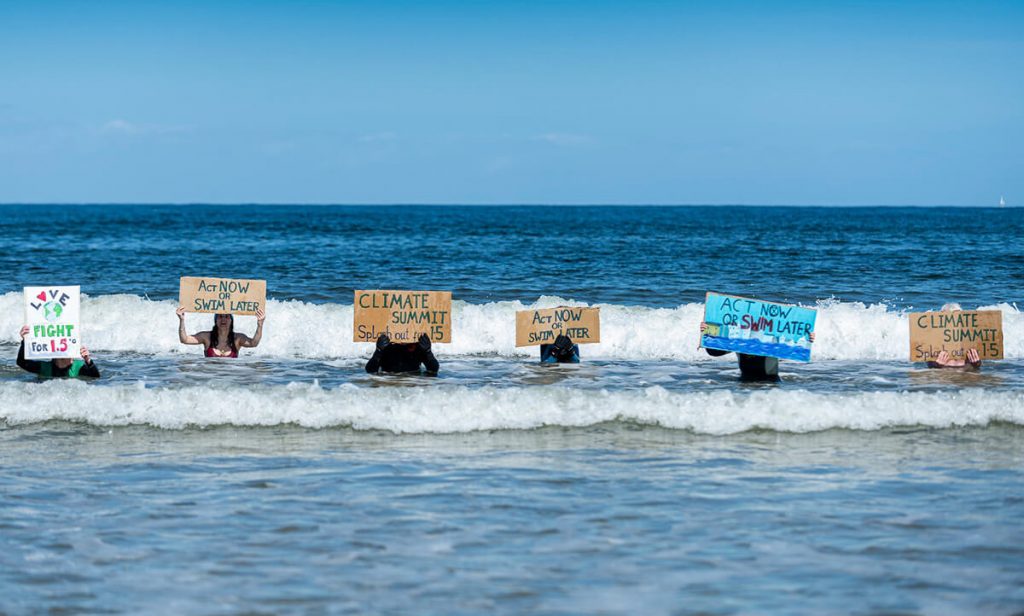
xmin=0 ymin=293 xmax=1020 ymax=361
xmin=1 ymin=381 xmax=1021 ymax=433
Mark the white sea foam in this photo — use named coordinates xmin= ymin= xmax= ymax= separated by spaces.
xmin=1 ymin=381 xmax=1021 ymax=433
xmin=0 ymin=292 xmax=1020 ymax=361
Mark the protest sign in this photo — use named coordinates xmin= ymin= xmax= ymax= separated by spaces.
xmin=700 ymin=292 xmax=816 ymax=362
xmin=179 ymin=277 xmax=266 ymax=315
xmin=515 ymin=306 xmax=600 ymax=347
xmin=24 ymin=286 xmax=81 ymax=360
xmin=909 ymin=310 xmax=1003 ymax=362
xmin=353 ymin=290 xmax=452 ymax=343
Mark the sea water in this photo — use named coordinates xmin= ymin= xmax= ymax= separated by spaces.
xmin=0 ymin=205 xmax=1022 ymax=614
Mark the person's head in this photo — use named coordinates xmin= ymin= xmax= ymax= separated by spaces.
xmin=941 ymin=303 xmax=962 ymax=312
xmin=552 ymin=335 xmax=575 ymax=358
xmin=53 ymin=357 xmax=72 ymax=369
xmin=210 ymin=313 xmax=236 ymax=350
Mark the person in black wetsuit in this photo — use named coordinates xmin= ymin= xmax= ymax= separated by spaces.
xmin=16 ymin=325 xmax=100 ymax=379
xmin=365 ymin=333 xmax=439 ymax=375
xmin=700 ymin=322 xmax=814 ymax=382
xmin=540 ymin=334 xmax=580 ymax=364
xmin=704 ymin=347 xmax=780 ymax=381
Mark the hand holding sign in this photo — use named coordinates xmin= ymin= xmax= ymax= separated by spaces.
xmin=909 ymin=310 xmax=1002 ymax=362
xmin=353 ymin=290 xmax=452 ymax=344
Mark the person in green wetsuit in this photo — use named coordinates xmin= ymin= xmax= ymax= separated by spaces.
xmin=16 ymin=326 xmax=100 ymax=378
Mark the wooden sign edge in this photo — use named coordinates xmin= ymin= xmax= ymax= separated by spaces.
xmin=513 ymin=306 xmax=601 ymax=347
xmin=178 ymin=276 xmax=267 ymax=315
xmin=907 ymin=309 xmax=1004 ymax=362
xmin=351 ymin=289 xmax=454 ymax=344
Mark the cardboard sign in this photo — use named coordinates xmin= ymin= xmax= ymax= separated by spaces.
xmin=179 ymin=277 xmax=266 ymax=315
xmin=701 ymin=292 xmax=816 ymax=362
xmin=909 ymin=310 xmax=1003 ymax=362
xmin=353 ymin=290 xmax=452 ymax=343
xmin=515 ymin=306 xmax=600 ymax=347
xmin=24 ymin=286 xmax=81 ymax=360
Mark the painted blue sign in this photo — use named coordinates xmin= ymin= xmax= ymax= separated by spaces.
xmin=701 ymin=292 xmax=816 ymax=362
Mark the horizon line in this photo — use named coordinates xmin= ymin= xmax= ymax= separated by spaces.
xmin=0 ymin=202 xmax=1013 ymax=208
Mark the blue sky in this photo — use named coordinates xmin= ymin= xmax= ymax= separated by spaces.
xmin=1 ymin=0 xmax=1021 ymax=204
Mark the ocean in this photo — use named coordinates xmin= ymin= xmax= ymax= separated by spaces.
xmin=1 ymin=204 xmax=1022 ymax=614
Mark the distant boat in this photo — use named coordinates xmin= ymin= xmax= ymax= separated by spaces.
xmin=1000 ymin=196 xmax=1006 ymax=207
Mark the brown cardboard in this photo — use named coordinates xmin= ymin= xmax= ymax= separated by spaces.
xmin=353 ymin=290 xmax=452 ymax=343
xmin=909 ymin=310 xmax=1003 ymax=362
xmin=179 ymin=277 xmax=267 ymax=315
xmin=515 ymin=306 xmax=600 ymax=347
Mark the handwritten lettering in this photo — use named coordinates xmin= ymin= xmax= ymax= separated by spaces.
xmin=702 ymin=293 xmax=816 ymax=362
xmin=180 ymin=277 xmax=266 ymax=316
xmin=32 ymin=324 xmax=76 ymax=338
xmin=515 ymin=307 xmax=600 ymax=347
xmin=909 ymin=310 xmax=1003 ymax=361
xmin=353 ymin=290 xmax=452 ymax=343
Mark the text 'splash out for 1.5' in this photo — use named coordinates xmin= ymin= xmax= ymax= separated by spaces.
xmin=353 ymin=290 xmax=452 ymax=343
xmin=909 ymin=310 xmax=1003 ymax=361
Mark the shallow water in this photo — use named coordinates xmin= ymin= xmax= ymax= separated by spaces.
xmin=2 ymin=424 xmax=1022 ymax=614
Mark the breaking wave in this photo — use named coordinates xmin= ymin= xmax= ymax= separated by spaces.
xmin=1 ymin=380 xmax=1021 ymax=433
xmin=0 ymin=292 xmax=1019 ymax=361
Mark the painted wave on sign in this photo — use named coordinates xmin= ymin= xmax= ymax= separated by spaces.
xmin=0 ymin=292 xmax=1020 ymax=361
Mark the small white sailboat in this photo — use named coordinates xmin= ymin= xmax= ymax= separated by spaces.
xmin=1000 ymin=196 xmax=1006 ymax=208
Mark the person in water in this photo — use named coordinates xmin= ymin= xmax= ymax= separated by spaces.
xmin=927 ymin=303 xmax=983 ymax=371
xmin=540 ymin=334 xmax=580 ymax=364
xmin=700 ymin=322 xmax=815 ymax=382
xmin=16 ymin=325 xmax=100 ymax=378
xmin=366 ymin=333 xmax=439 ymax=375
xmin=176 ymin=307 xmax=266 ymax=357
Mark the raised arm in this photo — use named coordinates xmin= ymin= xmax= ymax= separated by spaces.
xmin=176 ymin=306 xmax=206 ymax=346
xmin=928 ymin=350 xmax=951 ymax=368
xmin=16 ymin=326 xmax=42 ymax=374
xmin=365 ymin=334 xmax=389 ymax=373
xmin=966 ymin=348 xmax=982 ymax=370
xmin=237 ymin=308 xmax=266 ymax=348
xmin=418 ymin=333 xmax=440 ymax=375
xmin=78 ymin=345 xmax=101 ymax=378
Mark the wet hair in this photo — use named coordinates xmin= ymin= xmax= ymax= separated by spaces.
xmin=209 ymin=314 xmax=237 ymax=352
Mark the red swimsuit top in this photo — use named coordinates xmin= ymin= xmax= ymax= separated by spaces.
xmin=205 ymin=346 xmax=238 ymax=358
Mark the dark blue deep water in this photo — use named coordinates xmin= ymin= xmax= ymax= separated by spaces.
xmin=1 ymin=205 xmax=1022 ymax=615
xmin=1 ymin=204 xmax=1020 ymax=307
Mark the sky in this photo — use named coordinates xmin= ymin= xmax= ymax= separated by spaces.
xmin=1 ymin=0 xmax=1021 ymax=205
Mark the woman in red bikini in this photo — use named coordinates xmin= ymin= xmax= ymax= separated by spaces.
xmin=176 ymin=307 xmax=266 ymax=357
